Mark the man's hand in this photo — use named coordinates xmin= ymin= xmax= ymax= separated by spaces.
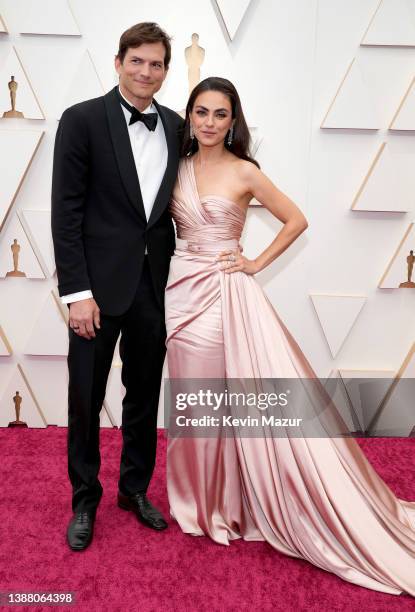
xmin=69 ymin=298 xmax=101 ymax=339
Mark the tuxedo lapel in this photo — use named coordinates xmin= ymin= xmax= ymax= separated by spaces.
xmin=147 ymin=99 xmax=180 ymax=229
xmin=104 ymin=86 xmax=147 ymax=222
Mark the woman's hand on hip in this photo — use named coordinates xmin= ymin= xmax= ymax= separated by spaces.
xmin=216 ymin=250 xmax=259 ymax=275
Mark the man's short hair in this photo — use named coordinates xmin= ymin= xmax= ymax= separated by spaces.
xmin=116 ymin=22 xmax=172 ymax=68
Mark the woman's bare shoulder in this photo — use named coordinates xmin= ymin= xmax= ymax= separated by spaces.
xmin=232 ymin=158 xmax=261 ymax=186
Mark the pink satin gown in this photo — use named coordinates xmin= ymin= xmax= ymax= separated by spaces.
xmin=165 ymin=156 xmax=415 ymax=596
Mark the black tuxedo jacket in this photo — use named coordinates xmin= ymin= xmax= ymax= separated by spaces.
xmin=51 ymin=86 xmax=183 ymax=316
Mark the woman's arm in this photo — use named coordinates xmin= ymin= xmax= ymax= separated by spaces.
xmin=219 ymin=161 xmax=308 ymax=275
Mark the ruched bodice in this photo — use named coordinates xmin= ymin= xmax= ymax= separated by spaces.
xmin=170 ymin=157 xmax=246 ymax=245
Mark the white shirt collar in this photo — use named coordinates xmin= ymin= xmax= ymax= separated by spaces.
xmin=118 ymin=85 xmax=157 ymax=115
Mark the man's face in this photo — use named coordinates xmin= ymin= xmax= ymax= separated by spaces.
xmin=115 ymin=43 xmax=168 ymax=106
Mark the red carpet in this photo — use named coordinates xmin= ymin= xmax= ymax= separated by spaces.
xmin=0 ymin=427 xmax=414 ymax=611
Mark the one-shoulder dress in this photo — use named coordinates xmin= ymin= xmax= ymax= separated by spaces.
xmin=165 ymin=156 xmax=415 ymax=596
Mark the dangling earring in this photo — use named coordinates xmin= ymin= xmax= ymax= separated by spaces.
xmin=190 ymin=124 xmax=195 ymax=140
xmin=227 ymin=124 xmax=234 ymax=146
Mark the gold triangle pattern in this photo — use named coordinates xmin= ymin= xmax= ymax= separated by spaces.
xmin=0 ymin=325 xmax=12 ymax=355
xmin=0 ymin=131 xmax=44 ymax=232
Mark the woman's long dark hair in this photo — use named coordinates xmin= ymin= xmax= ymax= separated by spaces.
xmin=181 ymin=77 xmax=260 ymax=168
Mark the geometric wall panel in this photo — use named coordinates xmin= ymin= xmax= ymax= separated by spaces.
xmin=23 ymin=359 xmax=68 ymax=426
xmin=214 ymin=0 xmax=252 ymax=40
xmin=248 ymin=127 xmax=264 ymax=206
xmin=365 ymin=343 xmax=415 ymax=435
xmin=398 ymin=343 xmax=415 ymax=377
xmin=0 ymin=47 xmax=45 ymax=119
xmin=0 ymin=214 xmax=45 ymax=278
xmin=0 ymin=364 xmax=47 ymax=427
xmin=0 ymin=324 xmax=12 ymax=355
xmin=338 ymin=368 xmax=396 ymax=433
xmin=0 ymin=14 xmax=8 ymax=33
xmin=325 ymin=369 xmax=364 ymax=433
xmin=249 ymin=126 xmax=263 ymax=158
xmin=321 ymin=58 xmax=380 ymax=129
xmin=19 ymin=209 xmax=55 ymax=277
xmin=389 ymin=76 xmax=415 ymax=131
xmin=58 ymin=50 xmax=104 ymax=119
xmin=100 ymin=406 xmax=116 ymax=428
xmin=361 ymin=0 xmax=415 ymax=47
xmin=379 ymin=222 xmax=415 ymax=288
xmin=351 ymin=142 xmax=412 ymax=211
xmin=0 ymin=360 xmax=13 ymax=400
xmin=340 ymin=368 xmax=396 ymax=377
xmin=18 ymin=0 xmax=80 ymax=36
xmin=24 ymin=291 xmax=68 ymax=355
xmin=310 ymin=294 xmax=367 ymax=358
xmin=22 ymin=359 xmax=114 ymax=428
xmin=0 ymin=130 xmax=44 ymax=231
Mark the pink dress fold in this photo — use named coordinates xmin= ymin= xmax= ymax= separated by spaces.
xmin=165 ymin=156 xmax=415 ymax=596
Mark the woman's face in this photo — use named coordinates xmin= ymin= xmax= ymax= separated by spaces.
xmin=189 ymin=90 xmax=233 ymax=148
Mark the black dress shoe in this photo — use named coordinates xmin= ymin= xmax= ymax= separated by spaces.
xmin=117 ymin=492 xmax=168 ymax=531
xmin=67 ymin=511 xmax=96 ymax=551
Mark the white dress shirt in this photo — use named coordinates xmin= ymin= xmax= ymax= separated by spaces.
xmin=61 ymin=87 xmax=168 ymax=305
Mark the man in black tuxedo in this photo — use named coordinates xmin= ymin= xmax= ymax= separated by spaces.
xmin=51 ymin=22 xmax=183 ymax=551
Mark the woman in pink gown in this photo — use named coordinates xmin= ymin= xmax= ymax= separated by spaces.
xmin=165 ymin=77 xmax=415 ymax=596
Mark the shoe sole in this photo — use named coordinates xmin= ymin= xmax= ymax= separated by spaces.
xmin=68 ymin=541 xmax=92 ymax=551
xmin=117 ymin=500 xmax=168 ymax=531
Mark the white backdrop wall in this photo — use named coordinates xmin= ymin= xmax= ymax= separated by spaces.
xmin=0 ymin=0 xmax=414 ymax=429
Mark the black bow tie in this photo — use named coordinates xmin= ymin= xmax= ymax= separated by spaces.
xmin=117 ymin=90 xmax=158 ymax=131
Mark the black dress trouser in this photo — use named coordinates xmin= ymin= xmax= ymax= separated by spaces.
xmin=67 ymin=258 xmax=166 ymax=512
